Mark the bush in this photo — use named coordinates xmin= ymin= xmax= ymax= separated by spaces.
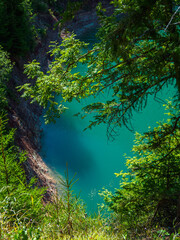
xmin=0 ymin=117 xmax=45 ymax=225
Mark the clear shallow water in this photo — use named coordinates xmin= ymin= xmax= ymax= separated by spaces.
xmin=41 ymin=29 xmax=176 ymax=213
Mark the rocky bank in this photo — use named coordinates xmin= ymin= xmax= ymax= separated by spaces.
xmin=8 ymin=0 xmax=112 ymax=202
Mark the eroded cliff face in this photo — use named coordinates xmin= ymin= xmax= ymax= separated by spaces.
xmin=8 ymin=12 xmax=60 ymax=202
xmin=63 ymin=0 xmax=113 ymax=36
xmin=7 ymin=1 xmax=112 ymax=202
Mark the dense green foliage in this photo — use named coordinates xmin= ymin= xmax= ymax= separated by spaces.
xmin=0 ymin=0 xmax=180 ymax=238
xmin=0 ymin=117 xmax=44 ymax=224
xmin=20 ymin=0 xmax=179 ymax=134
xmin=0 ymin=163 xmax=120 ymax=240
xmin=0 ymin=48 xmax=12 ymax=114
xmin=101 ymin=102 xmax=180 ymax=232
xmin=0 ymin=164 xmax=180 ymax=239
xmin=1 ymin=162 xmax=179 ymax=239
xmin=18 ymin=0 xmax=180 ymax=234
xmin=0 ymin=0 xmax=35 ymax=55
xmin=0 ymin=43 xmax=44 ymax=232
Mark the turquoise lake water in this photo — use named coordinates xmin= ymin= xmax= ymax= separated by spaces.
xmin=41 ymin=29 xmax=176 ymax=213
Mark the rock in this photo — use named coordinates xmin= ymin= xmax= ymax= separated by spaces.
xmin=8 ymin=1 xmax=114 ymax=203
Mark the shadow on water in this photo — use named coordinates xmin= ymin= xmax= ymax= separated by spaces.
xmin=40 ymin=26 xmax=177 ymax=213
xmin=41 ymin=114 xmax=96 ymax=177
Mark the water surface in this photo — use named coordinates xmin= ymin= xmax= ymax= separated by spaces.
xmin=41 ymin=29 xmax=175 ymax=212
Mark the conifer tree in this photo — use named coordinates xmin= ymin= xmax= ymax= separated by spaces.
xmin=20 ymin=0 xmax=179 ymax=134
xmin=0 ymin=0 xmax=34 ymax=55
xmin=101 ymin=101 xmax=180 ymax=228
xmin=19 ymin=0 xmax=180 ymax=228
xmin=0 ymin=116 xmax=44 ymax=224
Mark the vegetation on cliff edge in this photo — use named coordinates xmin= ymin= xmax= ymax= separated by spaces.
xmin=0 ymin=0 xmax=180 ymax=239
